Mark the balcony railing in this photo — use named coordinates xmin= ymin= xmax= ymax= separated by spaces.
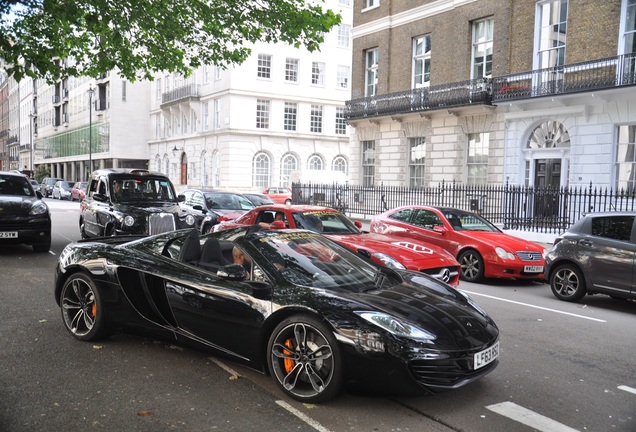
xmin=346 ymin=53 xmax=636 ymax=120
xmin=161 ymin=84 xmax=200 ymax=106
xmin=7 ymin=135 xmax=18 ymax=145
xmin=346 ymin=78 xmax=491 ymax=120
xmin=492 ymin=52 xmax=636 ymax=102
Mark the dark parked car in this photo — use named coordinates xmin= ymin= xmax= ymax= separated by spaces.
xmin=243 ymin=192 xmax=275 ymax=206
xmin=0 ymin=171 xmax=51 ymax=252
xmin=545 ymin=212 xmax=636 ymax=302
xmin=80 ymin=168 xmax=195 ymax=238
xmin=52 ymin=180 xmax=73 ymax=200
xmin=30 ymin=179 xmax=42 ymax=193
xmin=179 ymin=189 xmax=255 ymax=233
xmin=40 ymin=177 xmax=63 ymax=197
xmin=54 ymin=225 xmax=499 ymax=403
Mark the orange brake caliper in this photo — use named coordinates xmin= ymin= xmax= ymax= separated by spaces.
xmin=283 ymin=339 xmax=295 ymax=373
xmin=91 ymin=302 xmax=97 ymax=317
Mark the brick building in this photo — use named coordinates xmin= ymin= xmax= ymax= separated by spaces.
xmin=345 ymin=0 xmax=636 ymax=194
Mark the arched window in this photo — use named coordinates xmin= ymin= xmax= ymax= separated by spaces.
xmin=527 ymin=121 xmax=570 ymax=149
xmin=307 ymin=154 xmax=324 ymax=170
xmin=331 ymin=155 xmax=348 ymax=175
xmin=252 ymin=152 xmax=271 ymax=187
xmin=280 ymin=153 xmax=298 ymax=185
xmin=155 ymin=154 xmax=161 ymax=172
xmin=179 ymin=152 xmax=188 ymax=185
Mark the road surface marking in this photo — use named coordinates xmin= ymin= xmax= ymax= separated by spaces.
xmin=208 ymin=357 xmax=241 ymax=377
xmin=487 ymin=401 xmax=579 ymax=432
xmin=463 ymin=291 xmax=606 ymax=323
xmin=618 ymin=385 xmax=636 ymax=395
xmin=276 ymin=400 xmax=332 ymax=432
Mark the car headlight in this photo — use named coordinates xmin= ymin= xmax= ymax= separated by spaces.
xmin=355 ymin=311 xmax=436 ymax=342
xmin=371 ymin=252 xmax=406 ymax=269
xmin=30 ymin=201 xmax=48 ymax=215
xmin=495 ymin=247 xmax=515 ymax=260
xmin=123 ymin=215 xmax=135 ymax=227
xmin=185 ymin=214 xmax=195 ymax=226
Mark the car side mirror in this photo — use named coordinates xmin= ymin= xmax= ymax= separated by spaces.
xmin=36 ymin=191 xmax=43 ymax=199
xmin=354 ymin=221 xmax=363 ymax=229
xmin=178 ymin=195 xmax=185 ymax=202
xmin=433 ymin=225 xmax=447 ymax=234
xmin=93 ymin=193 xmax=107 ymax=202
xmin=217 ymin=264 xmax=248 ymax=281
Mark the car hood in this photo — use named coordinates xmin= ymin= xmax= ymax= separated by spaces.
xmin=326 ymin=232 xmax=458 ymax=266
xmin=461 ymin=231 xmax=543 ymax=251
xmin=334 ymin=272 xmax=498 ymax=350
xmin=0 ymin=196 xmax=43 ymax=217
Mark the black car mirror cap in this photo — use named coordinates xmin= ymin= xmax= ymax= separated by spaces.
xmin=217 ymin=264 xmax=248 ymax=281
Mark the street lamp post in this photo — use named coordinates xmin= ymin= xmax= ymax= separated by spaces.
xmin=87 ymin=85 xmax=95 ymax=179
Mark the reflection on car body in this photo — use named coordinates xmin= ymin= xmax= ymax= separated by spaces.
xmin=55 ymin=226 xmax=499 ymax=403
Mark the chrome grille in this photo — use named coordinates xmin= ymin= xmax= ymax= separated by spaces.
xmin=516 ymin=251 xmax=543 ymax=261
xmin=148 ymin=213 xmax=175 ymax=235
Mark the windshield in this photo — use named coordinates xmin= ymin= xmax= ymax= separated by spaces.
xmin=0 ymin=175 xmax=35 ymax=197
xmin=249 ymin=231 xmax=377 ymax=290
xmin=442 ymin=209 xmax=500 ymax=232
xmin=204 ymin=193 xmax=255 ymax=211
xmin=292 ymin=210 xmax=360 ymax=234
xmin=112 ymin=177 xmax=177 ymax=203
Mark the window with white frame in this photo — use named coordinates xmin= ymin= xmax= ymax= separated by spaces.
xmin=310 ymin=105 xmax=323 ymax=133
xmin=335 ymin=108 xmax=346 ymax=135
xmin=182 ymin=112 xmax=189 ymax=134
xmin=408 ymin=137 xmax=426 ymax=188
xmin=620 ymin=0 xmax=636 ymax=78
xmin=281 ymin=153 xmax=298 ymax=184
xmin=256 ymin=99 xmax=270 ymax=129
xmin=284 ymin=102 xmax=297 ymax=131
xmin=339 ymin=0 xmax=350 ymax=5
xmin=203 ymin=102 xmax=209 ymax=131
xmin=252 ymin=152 xmax=271 ymax=187
xmin=311 ymin=62 xmax=326 ymax=86
xmin=615 ymin=125 xmax=636 ymax=191
xmin=203 ymin=65 xmax=210 ymax=83
xmin=257 ymin=54 xmax=272 ymax=79
xmin=361 ymin=140 xmax=375 ymax=187
xmin=215 ymin=66 xmax=222 ymax=80
xmin=164 ymin=117 xmax=171 ymax=137
xmin=365 ymin=48 xmax=379 ymax=96
xmin=214 ymin=99 xmax=221 ymax=129
xmin=156 ymin=78 xmax=162 ymax=100
xmin=467 ymin=133 xmax=489 ymax=185
xmin=165 ymin=75 xmax=171 ymax=92
xmin=285 ymin=58 xmax=299 ymax=82
xmin=308 ymin=154 xmax=324 ymax=170
xmin=155 ymin=114 xmax=161 ymax=138
xmin=212 ymin=150 xmax=221 ymax=187
xmin=472 ymin=18 xmax=493 ymax=79
xmin=163 ymin=155 xmax=169 ymax=175
xmin=201 ymin=151 xmax=208 ymax=186
xmin=155 ymin=155 xmax=161 ymax=172
xmin=332 ymin=155 xmax=348 ymax=175
xmin=413 ymin=35 xmax=431 ymax=88
xmin=535 ymin=0 xmax=568 ymax=70
xmin=192 ymin=111 xmax=198 ymax=133
xmin=365 ymin=0 xmax=379 ymax=8
xmin=337 ymin=25 xmax=351 ymax=48
xmin=336 ymin=65 xmax=349 ymax=89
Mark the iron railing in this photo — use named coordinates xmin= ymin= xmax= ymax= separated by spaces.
xmin=292 ymin=181 xmax=636 ymax=234
xmin=161 ymin=84 xmax=200 ymax=106
xmin=345 ymin=53 xmax=636 ymax=120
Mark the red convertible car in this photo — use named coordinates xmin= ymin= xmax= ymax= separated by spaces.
xmin=214 ymin=204 xmax=461 ymax=286
xmin=370 ymin=205 xmax=546 ymax=283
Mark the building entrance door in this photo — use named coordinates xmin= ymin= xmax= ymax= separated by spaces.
xmin=534 ymin=158 xmax=561 ymax=219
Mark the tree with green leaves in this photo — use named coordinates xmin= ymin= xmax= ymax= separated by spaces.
xmin=0 ymin=0 xmax=341 ymax=82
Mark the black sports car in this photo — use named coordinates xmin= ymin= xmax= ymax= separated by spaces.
xmin=55 ymin=226 xmax=500 ymax=403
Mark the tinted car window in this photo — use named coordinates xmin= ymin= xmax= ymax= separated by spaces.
xmin=0 ymin=175 xmax=34 ymax=196
xmin=590 ymin=216 xmax=634 ymax=241
xmin=389 ymin=209 xmax=415 ymax=222
xmin=412 ymin=210 xmax=442 ymax=230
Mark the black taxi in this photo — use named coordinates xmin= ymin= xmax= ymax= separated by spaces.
xmin=80 ymin=168 xmax=195 ymax=238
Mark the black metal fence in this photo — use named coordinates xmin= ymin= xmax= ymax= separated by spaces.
xmin=292 ymin=181 xmax=636 ymax=234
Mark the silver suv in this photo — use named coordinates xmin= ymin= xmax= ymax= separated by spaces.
xmin=545 ymin=212 xmax=636 ymax=302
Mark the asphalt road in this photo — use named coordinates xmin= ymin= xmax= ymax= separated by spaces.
xmin=1 ymin=198 xmax=635 ymax=432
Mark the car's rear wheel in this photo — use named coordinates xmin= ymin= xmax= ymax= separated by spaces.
xmin=458 ymin=249 xmax=485 ymax=282
xmin=267 ymin=315 xmax=343 ymax=403
xmin=550 ymin=264 xmax=586 ymax=302
xmin=60 ymin=273 xmax=109 ymax=341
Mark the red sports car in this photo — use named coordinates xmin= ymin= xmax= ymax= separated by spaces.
xmin=214 ymin=204 xmax=461 ymax=286
xmin=370 ymin=205 xmax=546 ymax=283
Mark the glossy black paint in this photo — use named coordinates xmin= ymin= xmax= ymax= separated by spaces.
xmin=55 ymin=226 xmax=499 ymax=399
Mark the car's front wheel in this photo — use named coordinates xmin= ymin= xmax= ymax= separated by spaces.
xmin=458 ymin=249 xmax=485 ymax=282
xmin=60 ymin=273 xmax=109 ymax=341
xmin=550 ymin=264 xmax=586 ymax=302
xmin=267 ymin=315 xmax=343 ymax=403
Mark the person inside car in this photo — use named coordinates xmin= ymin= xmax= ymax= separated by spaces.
xmin=259 ymin=211 xmax=286 ymax=229
xmin=112 ymin=180 xmax=124 ymax=202
xmin=232 ymin=246 xmax=251 ymax=279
